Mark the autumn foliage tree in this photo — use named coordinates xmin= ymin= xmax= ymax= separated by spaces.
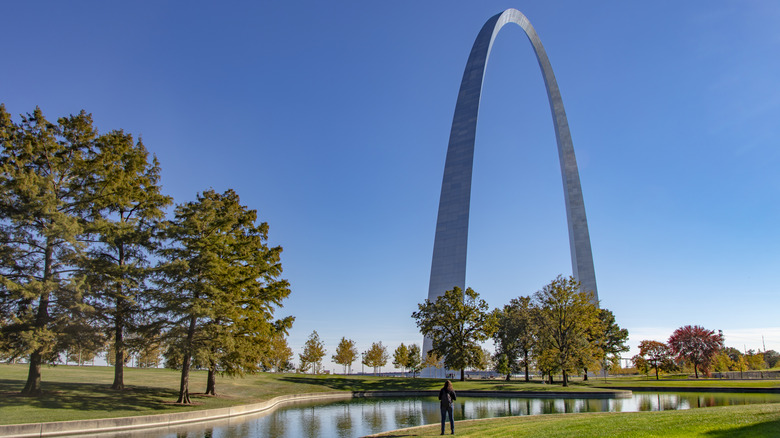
xmin=363 ymin=341 xmax=389 ymax=375
xmin=668 ymin=325 xmax=724 ymax=378
xmin=332 ymin=337 xmax=358 ymax=374
xmin=299 ymin=330 xmax=326 ymax=374
xmin=533 ymin=276 xmax=599 ymax=387
xmin=637 ymin=340 xmax=675 ymax=380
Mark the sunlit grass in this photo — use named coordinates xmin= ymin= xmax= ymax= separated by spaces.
xmin=369 ymin=404 xmax=780 ymax=437
xmin=1 ymin=364 xmax=778 ymax=426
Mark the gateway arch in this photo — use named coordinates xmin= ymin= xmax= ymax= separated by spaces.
xmin=423 ymin=9 xmax=598 ymax=357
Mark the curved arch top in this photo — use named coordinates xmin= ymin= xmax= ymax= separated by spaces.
xmin=425 ymin=9 xmax=598 ymax=341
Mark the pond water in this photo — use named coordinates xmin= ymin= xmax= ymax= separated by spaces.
xmin=92 ymin=392 xmax=780 ymax=438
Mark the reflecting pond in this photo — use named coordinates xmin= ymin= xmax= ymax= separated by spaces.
xmin=90 ymin=392 xmax=780 ymax=438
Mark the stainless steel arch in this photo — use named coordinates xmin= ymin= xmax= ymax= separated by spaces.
xmin=423 ymin=9 xmax=598 ymax=358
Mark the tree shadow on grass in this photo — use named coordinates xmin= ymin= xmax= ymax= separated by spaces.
xmin=703 ymin=419 xmax=780 ymax=438
xmin=0 ymin=378 xmax=181 ymax=414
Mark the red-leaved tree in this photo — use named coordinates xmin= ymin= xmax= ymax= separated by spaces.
xmin=668 ymin=325 xmax=724 ymax=378
xmin=637 ymin=340 xmax=674 ymax=380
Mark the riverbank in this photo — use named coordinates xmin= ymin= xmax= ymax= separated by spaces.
xmin=2 ymin=364 xmax=779 ymax=436
xmin=367 ymin=403 xmax=780 ymax=437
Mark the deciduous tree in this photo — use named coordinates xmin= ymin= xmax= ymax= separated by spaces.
xmin=363 ymin=341 xmax=388 ymax=375
xmin=262 ymin=332 xmax=294 ymax=372
xmin=637 ymin=340 xmax=674 ymax=380
xmin=412 ymin=286 xmax=497 ymax=381
xmin=392 ymin=343 xmax=409 ymax=374
xmin=493 ymin=296 xmax=536 ymax=381
xmin=668 ymin=325 xmax=724 ymax=378
xmin=332 ymin=337 xmax=358 ymax=374
xmin=299 ymin=330 xmax=326 ymax=374
xmin=405 ymin=344 xmax=423 ymax=378
xmin=532 ymin=276 xmax=599 ymax=387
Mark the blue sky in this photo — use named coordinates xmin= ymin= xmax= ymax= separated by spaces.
xmin=3 ymin=1 xmax=779 ymax=372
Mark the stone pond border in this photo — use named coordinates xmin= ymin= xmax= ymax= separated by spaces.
xmin=0 ymin=389 xmax=631 ymax=437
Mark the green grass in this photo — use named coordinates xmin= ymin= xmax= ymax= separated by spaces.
xmin=0 ymin=364 xmax=615 ymax=425
xmin=369 ymin=404 xmax=780 ymax=437
xmin=1 ymin=364 xmax=779 ymax=428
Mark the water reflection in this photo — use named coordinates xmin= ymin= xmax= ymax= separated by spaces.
xmin=85 ymin=392 xmax=780 ymax=438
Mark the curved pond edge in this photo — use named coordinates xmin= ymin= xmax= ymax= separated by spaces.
xmin=595 ymin=386 xmax=780 ymax=394
xmin=0 ymin=389 xmax=631 ymax=438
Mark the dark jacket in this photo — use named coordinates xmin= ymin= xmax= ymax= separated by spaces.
xmin=438 ymin=387 xmax=457 ymax=408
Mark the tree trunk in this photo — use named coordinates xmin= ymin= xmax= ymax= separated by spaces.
xmin=22 ymin=351 xmax=43 ymax=395
xmin=460 ymin=368 xmax=465 ymax=381
xmin=206 ymin=364 xmax=217 ymax=396
xmin=524 ymin=351 xmax=530 ymax=382
xmin=562 ymin=370 xmax=568 ymax=387
xmin=548 ymin=373 xmax=554 ymax=384
xmin=583 ymin=367 xmax=589 ymax=381
xmin=111 ymin=303 xmax=125 ymax=390
xmin=177 ymin=315 xmax=197 ymax=404
xmin=112 ymin=246 xmax=126 ymax=390
xmin=655 ymin=366 xmax=660 ymax=380
xmin=505 ymin=373 xmax=511 ymax=381
xmin=22 ymin=244 xmax=53 ymax=395
xmin=693 ymin=361 xmax=699 ymax=379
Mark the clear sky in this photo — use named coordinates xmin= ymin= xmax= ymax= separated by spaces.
xmin=3 ymin=1 xmax=779 ymax=372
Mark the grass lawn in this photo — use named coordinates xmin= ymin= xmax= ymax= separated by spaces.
xmin=2 ymin=364 xmax=779 ymax=429
xmin=369 ymin=403 xmax=780 ymax=437
xmin=0 ymin=364 xmax=615 ymax=425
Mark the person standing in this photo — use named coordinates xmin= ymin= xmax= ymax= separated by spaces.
xmin=438 ymin=380 xmax=457 ymax=435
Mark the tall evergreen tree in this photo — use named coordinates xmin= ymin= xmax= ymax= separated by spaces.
xmin=156 ymin=189 xmax=291 ymax=403
xmin=79 ymin=129 xmax=172 ymax=390
xmin=0 ymin=106 xmax=97 ymax=394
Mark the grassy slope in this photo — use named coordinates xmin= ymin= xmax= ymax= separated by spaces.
xmin=370 ymin=404 xmax=780 ymax=437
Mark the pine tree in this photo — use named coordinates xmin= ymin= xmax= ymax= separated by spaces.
xmin=156 ymin=189 xmax=291 ymax=403
xmin=79 ymin=128 xmax=172 ymax=390
xmin=0 ymin=106 xmax=97 ymax=394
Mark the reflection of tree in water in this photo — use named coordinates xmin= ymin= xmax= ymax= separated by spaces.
xmin=421 ymin=398 xmax=441 ymax=424
xmin=335 ymin=405 xmax=352 ymax=438
xmin=470 ymin=400 xmax=492 ymax=419
xmin=227 ymin=420 xmax=255 ymax=438
xmin=584 ymin=398 xmax=610 ymax=413
xmin=394 ymin=398 xmax=423 ymax=428
xmin=361 ymin=400 xmax=385 ymax=434
xmin=301 ymin=406 xmax=321 ymax=438
xmin=261 ymin=412 xmax=287 ymax=437
xmin=636 ymin=393 xmax=655 ymax=411
xmin=542 ymin=398 xmax=559 ymax=414
xmin=563 ymin=398 xmax=579 ymax=413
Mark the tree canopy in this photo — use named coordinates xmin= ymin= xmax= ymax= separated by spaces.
xmin=412 ymin=286 xmax=496 ymax=381
xmin=532 ymin=276 xmax=599 ymax=387
xmin=668 ymin=325 xmax=724 ymax=378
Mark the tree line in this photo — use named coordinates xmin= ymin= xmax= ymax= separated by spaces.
xmin=632 ymin=326 xmax=778 ymax=379
xmin=0 ymin=106 xmax=293 ymax=403
xmin=292 ymin=275 xmax=630 ymax=386
xmin=413 ymin=275 xmax=629 ymax=386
